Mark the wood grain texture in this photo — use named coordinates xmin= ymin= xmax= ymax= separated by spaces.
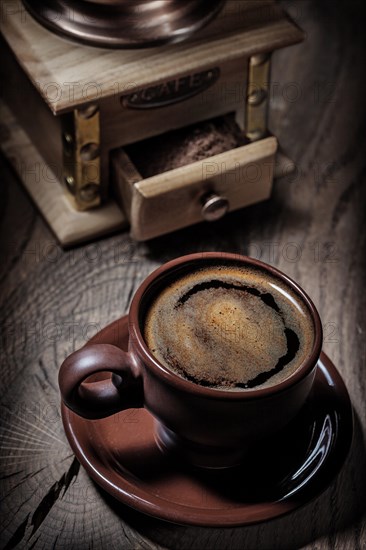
xmin=100 ymin=56 xmax=248 ymax=149
xmin=0 ymin=0 xmax=303 ymax=113
xmin=1 ymin=0 xmax=366 ymax=549
xmin=0 ymin=103 xmax=127 ymax=247
xmin=0 ymin=33 xmax=62 ymax=174
xmin=113 ymin=136 xmax=277 ymax=240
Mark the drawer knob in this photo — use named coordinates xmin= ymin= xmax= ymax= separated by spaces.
xmin=201 ymin=194 xmax=229 ymax=222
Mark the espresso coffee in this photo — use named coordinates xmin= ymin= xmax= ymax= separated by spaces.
xmin=143 ymin=264 xmax=315 ymax=390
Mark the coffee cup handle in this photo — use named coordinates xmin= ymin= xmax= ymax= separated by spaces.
xmin=58 ymin=344 xmax=143 ymax=419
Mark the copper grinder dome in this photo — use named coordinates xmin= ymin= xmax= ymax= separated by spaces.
xmin=22 ymin=0 xmax=226 ymax=48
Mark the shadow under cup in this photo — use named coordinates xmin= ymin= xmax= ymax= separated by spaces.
xmin=133 ymin=254 xmax=323 ymax=468
xmin=59 ymin=253 xmax=323 ymax=469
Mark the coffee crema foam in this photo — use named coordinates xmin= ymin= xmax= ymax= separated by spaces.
xmin=143 ymin=265 xmax=315 ymax=390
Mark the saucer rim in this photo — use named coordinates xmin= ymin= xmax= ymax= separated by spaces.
xmin=61 ymin=315 xmax=353 ymax=527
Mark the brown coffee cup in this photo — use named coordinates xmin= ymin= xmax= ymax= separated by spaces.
xmin=59 ymin=253 xmax=322 ymax=468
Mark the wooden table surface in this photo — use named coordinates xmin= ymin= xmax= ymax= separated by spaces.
xmin=1 ymin=1 xmax=365 ymax=548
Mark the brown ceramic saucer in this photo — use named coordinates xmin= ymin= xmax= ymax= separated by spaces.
xmin=61 ymin=315 xmax=353 ymax=527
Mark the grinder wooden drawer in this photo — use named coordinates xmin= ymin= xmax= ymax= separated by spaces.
xmin=112 ymin=136 xmax=277 ymax=241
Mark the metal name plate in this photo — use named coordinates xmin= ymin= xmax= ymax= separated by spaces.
xmin=121 ymin=68 xmax=220 ymax=110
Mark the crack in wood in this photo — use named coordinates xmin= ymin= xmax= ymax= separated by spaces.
xmin=0 ymin=470 xmax=24 ymax=480
xmin=29 ymin=457 xmax=80 ymax=538
xmin=1 ymin=459 xmax=80 ymax=548
xmin=3 ymin=513 xmax=30 ymax=550
xmin=38 ymin=358 xmax=58 ymax=394
xmin=331 ymin=165 xmax=366 ymax=231
xmin=28 ymin=534 xmax=40 ymax=549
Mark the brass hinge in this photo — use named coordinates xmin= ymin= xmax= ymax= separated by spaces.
xmin=62 ymin=104 xmax=101 ymax=210
xmin=245 ymin=53 xmax=271 ymax=141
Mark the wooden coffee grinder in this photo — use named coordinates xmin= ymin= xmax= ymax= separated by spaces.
xmin=0 ymin=0 xmax=304 ymax=246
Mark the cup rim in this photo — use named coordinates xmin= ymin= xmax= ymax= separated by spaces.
xmin=130 ymin=252 xmax=323 ymax=400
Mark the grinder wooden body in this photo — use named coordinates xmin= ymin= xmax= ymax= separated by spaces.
xmin=0 ymin=0 xmax=304 ymax=245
